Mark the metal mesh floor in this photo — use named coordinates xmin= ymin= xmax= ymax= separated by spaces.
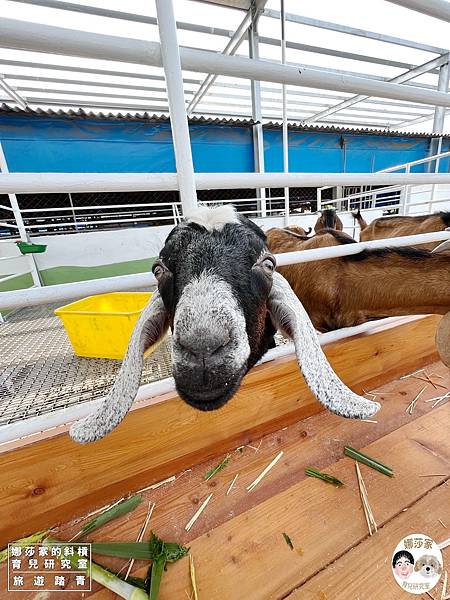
xmin=0 ymin=304 xmax=173 ymax=426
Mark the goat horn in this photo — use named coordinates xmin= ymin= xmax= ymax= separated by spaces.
xmin=69 ymin=290 xmax=170 ymax=443
xmin=267 ymin=272 xmax=380 ymax=419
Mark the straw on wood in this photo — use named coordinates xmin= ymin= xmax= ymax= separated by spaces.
xmin=439 ymin=536 xmax=450 ymax=550
xmin=190 ymin=555 xmax=199 ymax=600
xmin=439 ymin=519 xmax=447 ymax=528
xmin=441 ymin=570 xmax=448 ymax=600
xmin=401 ymin=368 xmax=425 ymax=379
xmin=136 ymin=476 xmax=176 ymax=494
xmin=410 ymin=373 xmax=445 ymax=389
xmin=246 ymin=451 xmax=284 ymax=492
xmin=355 ymin=462 xmax=377 ymax=536
xmin=226 ymin=474 xmax=239 ymax=496
xmin=185 ymin=494 xmax=213 ymax=532
xmin=124 ymin=501 xmax=155 ymax=581
xmin=406 ymin=386 xmax=427 ymax=414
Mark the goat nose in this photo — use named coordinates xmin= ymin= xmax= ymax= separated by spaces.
xmin=178 ymin=329 xmax=231 ymax=358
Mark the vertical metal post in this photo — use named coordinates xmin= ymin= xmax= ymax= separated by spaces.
xmin=0 ymin=142 xmax=41 ymax=287
xmin=429 ymin=55 xmax=450 ymax=169
xmin=399 ymin=164 xmax=410 ymax=215
xmin=68 ymin=192 xmax=79 ymax=230
xmin=280 ymin=0 xmax=289 ymax=226
xmin=316 ymin=187 xmax=322 ymax=212
xmin=155 ymin=0 xmax=197 ymax=215
xmin=430 ymin=137 xmax=443 ymax=210
xmin=248 ymin=9 xmax=266 ymax=218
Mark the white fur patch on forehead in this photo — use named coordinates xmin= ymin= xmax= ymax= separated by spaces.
xmin=185 ymin=204 xmax=240 ymax=232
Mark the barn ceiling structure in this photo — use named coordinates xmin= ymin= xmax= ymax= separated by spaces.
xmin=0 ymin=0 xmax=448 ymax=133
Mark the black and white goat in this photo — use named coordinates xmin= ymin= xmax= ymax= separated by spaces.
xmin=70 ymin=205 xmax=379 ymax=444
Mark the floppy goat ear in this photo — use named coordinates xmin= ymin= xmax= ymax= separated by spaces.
xmin=70 ymin=291 xmax=169 ymax=443
xmin=432 ymin=239 xmax=450 ymax=254
xmin=267 ymin=272 xmax=380 ymax=419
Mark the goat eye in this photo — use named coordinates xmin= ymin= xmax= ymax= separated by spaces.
xmin=261 ymin=256 xmax=275 ymax=273
xmin=152 ymin=262 xmax=166 ymax=280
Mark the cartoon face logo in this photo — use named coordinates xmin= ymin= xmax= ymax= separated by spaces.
xmin=392 ymin=534 xmax=443 ymax=595
xmin=393 ymin=551 xmax=414 ymax=580
xmin=414 ymin=555 xmax=442 ymax=578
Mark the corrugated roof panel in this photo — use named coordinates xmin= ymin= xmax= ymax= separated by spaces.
xmin=0 ymin=103 xmax=446 ymax=139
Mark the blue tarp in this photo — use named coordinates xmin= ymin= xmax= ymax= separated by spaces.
xmin=0 ymin=113 xmax=448 ymax=174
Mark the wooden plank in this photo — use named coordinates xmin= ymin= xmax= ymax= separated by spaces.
xmin=0 ymin=316 xmax=441 ymax=546
xmin=147 ymin=404 xmax=450 ymax=600
xmin=6 ymin=361 xmax=448 ymax=599
xmin=289 ymin=483 xmax=450 ymax=599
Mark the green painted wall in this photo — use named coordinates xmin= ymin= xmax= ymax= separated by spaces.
xmin=0 ymin=257 xmax=156 ymax=294
xmin=0 ymin=272 xmax=34 ymax=293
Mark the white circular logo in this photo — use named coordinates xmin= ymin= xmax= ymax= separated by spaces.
xmin=392 ymin=533 xmax=443 ymax=594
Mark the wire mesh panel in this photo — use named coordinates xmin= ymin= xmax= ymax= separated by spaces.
xmin=0 ymin=303 xmax=173 ymax=426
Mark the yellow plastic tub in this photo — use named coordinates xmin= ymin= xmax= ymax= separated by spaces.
xmin=55 ymin=292 xmax=158 ymax=360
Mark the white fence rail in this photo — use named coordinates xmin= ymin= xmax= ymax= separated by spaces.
xmin=317 ymin=150 xmax=450 ymax=216
xmin=1 ymin=228 xmax=449 ymax=311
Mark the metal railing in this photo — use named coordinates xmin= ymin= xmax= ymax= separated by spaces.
xmin=317 ymin=150 xmax=450 ymax=218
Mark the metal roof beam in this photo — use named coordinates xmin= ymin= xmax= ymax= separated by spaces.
xmin=17 ymin=87 xmax=181 ymax=102
xmin=396 ymin=109 xmax=450 ymax=129
xmin=186 ymin=6 xmax=253 ymax=115
xmin=10 ymin=2 xmax=444 ymax=75
xmin=21 ymin=98 xmax=170 ymax=112
xmin=0 ymin=59 xmax=202 ymax=85
xmin=13 ymin=84 xmax=434 ymax=119
xmin=258 ymin=36 xmax=440 ymax=73
xmin=3 ymin=72 xmax=436 ymax=109
xmin=1 ymin=18 xmax=448 ymax=108
xmin=0 ymin=76 xmax=27 ymax=108
xmin=263 ymin=8 xmax=448 ymax=54
xmin=4 ymin=74 xmax=171 ymax=93
xmin=8 ymin=0 xmax=236 ymax=38
xmin=202 ymin=93 xmax=431 ymax=117
xmin=304 ymin=53 xmax=449 ymax=124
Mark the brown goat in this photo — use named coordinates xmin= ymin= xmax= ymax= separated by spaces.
xmin=314 ymin=208 xmax=343 ymax=233
xmin=356 ymin=211 xmax=450 ymax=250
xmin=266 ymin=227 xmax=450 ymax=332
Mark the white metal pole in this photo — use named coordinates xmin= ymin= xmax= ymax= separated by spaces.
xmin=2 ymin=172 xmax=450 ymax=194
xmin=281 ymin=0 xmax=290 ymax=226
xmin=428 ymin=57 xmax=450 ymax=171
xmin=248 ymin=12 xmax=267 ymax=218
xmin=155 ymin=0 xmax=197 ymax=215
xmin=430 ymin=137 xmax=443 ymax=209
xmin=0 ymin=142 xmax=41 ymax=287
xmin=433 ymin=58 xmax=450 ymax=133
xmin=316 ymin=188 xmax=322 ymax=212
